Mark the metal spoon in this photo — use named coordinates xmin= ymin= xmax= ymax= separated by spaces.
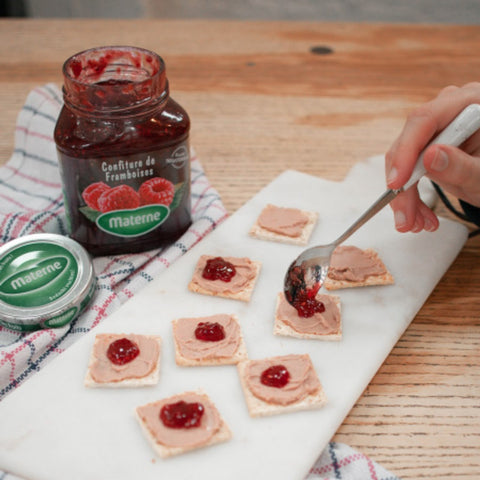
xmin=284 ymin=103 xmax=480 ymax=305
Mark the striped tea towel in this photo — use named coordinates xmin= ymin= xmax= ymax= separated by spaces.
xmin=0 ymin=84 xmax=228 ymax=400
xmin=307 ymin=442 xmax=400 ymax=479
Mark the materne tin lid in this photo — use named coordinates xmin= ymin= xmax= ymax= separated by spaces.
xmin=0 ymin=233 xmax=96 ymax=331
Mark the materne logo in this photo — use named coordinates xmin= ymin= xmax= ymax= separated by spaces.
xmin=0 ymin=257 xmax=68 ymax=295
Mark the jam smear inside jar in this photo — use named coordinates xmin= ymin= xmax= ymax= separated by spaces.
xmin=160 ymin=400 xmax=204 ymax=429
xmin=260 ymin=364 xmax=290 ymax=388
xmin=106 ymin=337 xmax=140 ymax=365
xmin=194 ymin=321 xmax=226 ymax=342
xmin=54 ymin=46 xmax=191 ymax=256
xmin=202 ymin=257 xmax=236 ymax=282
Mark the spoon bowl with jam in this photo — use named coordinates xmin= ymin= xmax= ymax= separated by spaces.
xmin=284 ymin=104 xmax=480 ymax=306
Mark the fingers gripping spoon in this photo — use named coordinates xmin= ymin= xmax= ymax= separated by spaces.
xmin=284 ymin=103 xmax=480 ymax=306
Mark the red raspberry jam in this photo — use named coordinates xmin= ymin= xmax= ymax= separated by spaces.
xmin=284 ymin=268 xmax=324 ymax=318
xmin=292 ymin=289 xmax=325 ymax=318
xmin=160 ymin=400 xmax=204 ymax=429
xmin=202 ymin=257 xmax=236 ymax=282
xmin=106 ymin=337 xmax=140 ymax=365
xmin=54 ymin=46 xmax=191 ymax=256
xmin=260 ymin=364 xmax=290 ymax=388
xmin=194 ymin=321 xmax=226 ymax=342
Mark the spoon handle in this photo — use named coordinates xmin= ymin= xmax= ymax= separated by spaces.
xmin=334 ymin=189 xmax=398 ymax=245
xmin=403 ymin=103 xmax=480 ymax=191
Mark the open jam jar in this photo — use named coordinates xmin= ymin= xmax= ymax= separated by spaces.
xmin=54 ymin=46 xmax=191 ymax=256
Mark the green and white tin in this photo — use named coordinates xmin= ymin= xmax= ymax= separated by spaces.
xmin=0 ymin=233 xmax=96 ymax=331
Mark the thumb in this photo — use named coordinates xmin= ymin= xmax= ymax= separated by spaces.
xmin=423 ymin=144 xmax=480 ymax=204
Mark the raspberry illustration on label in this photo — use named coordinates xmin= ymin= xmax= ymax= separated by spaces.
xmin=97 ymin=185 xmax=141 ymax=213
xmin=79 ymin=178 xmax=186 ymax=238
xmin=139 ymin=177 xmax=175 ymax=206
xmin=82 ymin=182 xmax=110 ymax=210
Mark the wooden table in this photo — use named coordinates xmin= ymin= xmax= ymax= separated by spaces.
xmin=1 ymin=19 xmax=479 ymax=479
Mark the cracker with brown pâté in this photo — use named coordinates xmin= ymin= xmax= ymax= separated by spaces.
xmin=274 ymin=292 xmax=342 ymax=341
xmin=84 ymin=333 xmax=162 ymax=388
xmin=135 ymin=390 xmax=232 ymax=458
xmin=188 ymin=255 xmax=261 ymax=302
xmin=249 ymin=203 xmax=318 ymax=246
xmin=237 ymin=354 xmax=327 ymax=417
xmin=324 ymin=245 xmax=394 ymax=290
xmin=172 ymin=314 xmax=248 ymax=366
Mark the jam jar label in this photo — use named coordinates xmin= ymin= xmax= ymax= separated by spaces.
xmin=60 ymin=142 xmax=190 ymax=241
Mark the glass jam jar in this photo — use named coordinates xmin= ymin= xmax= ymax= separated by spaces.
xmin=54 ymin=46 xmax=191 ymax=256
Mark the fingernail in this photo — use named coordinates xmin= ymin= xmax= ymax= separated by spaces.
xmin=424 ymin=217 xmax=434 ymax=231
xmin=387 ymin=167 xmax=398 ymax=185
xmin=394 ymin=210 xmax=407 ymax=229
xmin=412 ymin=219 xmax=422 ymax=233
xmin=431 ymin=148 xmax=449 ymax=172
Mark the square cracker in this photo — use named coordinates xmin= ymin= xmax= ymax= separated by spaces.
xmin=249 ymin=204 xmax=318 ymax=246
xmin=173 ymin=314 xmax=248 ymax=366
xmin=274 ymin=293 xmax=342 ymax=341
xmin=135 ymin=390 xmax=232 ymax=458
xmin=188 ymin=256 xmax=261 ymax=302
xmin=84 ymin=334 xmax=162 ymax=388
xmin=324 ymin=248 xmax=394 ymax=290
xmin=237 ymin=357 xmax=327 ymax=417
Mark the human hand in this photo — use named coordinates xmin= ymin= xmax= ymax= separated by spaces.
xmin=385 ymin=82 xmax=480 ymax=233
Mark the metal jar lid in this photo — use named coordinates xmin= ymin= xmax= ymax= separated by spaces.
xmin=0 ymin=233 xmax=96 ymax=331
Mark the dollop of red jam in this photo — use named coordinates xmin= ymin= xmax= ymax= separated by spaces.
xmin=194 ymin=322 xmax=226 ymax=342
xmin=106 ymin=338 xmax=140 ymax=365
xmin=292 ymin=289 xmax=325 ymax=318
xmin=160 ymin=400 xmax=204 ymax=429
xmin=201 ymin=257 xmax=236 ymax=282
xmin=260 ymin=364 xmax=290 ymax=388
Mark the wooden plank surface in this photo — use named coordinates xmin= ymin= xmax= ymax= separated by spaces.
xmin=0 ymin=19 xmax=479 ymax=479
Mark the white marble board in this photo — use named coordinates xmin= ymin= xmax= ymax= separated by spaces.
xmin=0 ymin=157 xmax=468 ymax=480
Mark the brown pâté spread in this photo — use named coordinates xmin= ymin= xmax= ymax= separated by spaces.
xmin=328 ymin=245 xmax=386 ymax=282
xmin=174 ymin=314 xmax=240 ymax=359
xmin=137 ymin=392 xmax=221 ymax=448
xmin=90 ymin=333 xmax=159 ymax=383
xmin=192 ymin=255 xmax=256 ymax=294
xmin=258 ymin=204 xmax=309 ymax=238
xmin=277 ymin=293 xmax=340 ymax=335
xmin=245 ymin=354 xmax=320 ymax=405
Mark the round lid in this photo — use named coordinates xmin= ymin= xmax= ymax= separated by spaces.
xmin=0 ymin=234 xmax=96 ymax=331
